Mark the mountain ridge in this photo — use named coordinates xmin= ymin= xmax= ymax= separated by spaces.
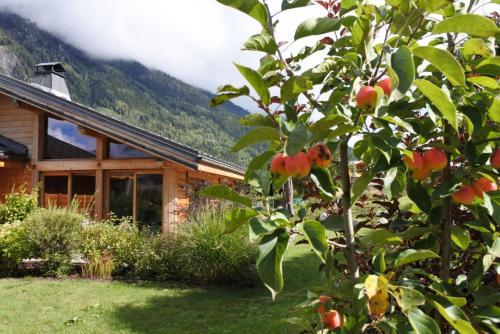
xmin=0 ymin=12 xmax=254 ymax=165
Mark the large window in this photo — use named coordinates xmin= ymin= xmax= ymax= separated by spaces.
xmin=45 ymin=117 xmax=96 ymax=159
xmin=42 ymin=173 xmax=96 ymax=215
xmin=108 ymin=172 xmax=162 ymax=232
xmin=108 ymin=140 xmax=150 ymax=159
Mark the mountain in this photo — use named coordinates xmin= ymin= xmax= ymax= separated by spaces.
xmin=0 ymin=12 xmax=255 ymax=166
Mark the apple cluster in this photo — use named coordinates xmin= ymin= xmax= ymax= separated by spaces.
xmin=316 ymin=295 xmax=342 ymax=330
xmin=403 ymin=148 xmax=448 ymax=180
xmin=452 ymin=150 xmax=499 ymax=205
xmin=356 ymin=77 xmax=392 ymax=109
xmin=270 ymin=144 xmax=332 ymax=177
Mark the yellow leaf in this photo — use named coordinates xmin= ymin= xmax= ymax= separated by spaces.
xmin=365 ymin=275 xmax=389 ymax=318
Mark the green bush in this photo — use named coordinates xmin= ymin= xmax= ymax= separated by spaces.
xmin=0 ymin=186 xmax=38 ymax=224
xmin=81 ymin=221 xmax=146 ymax=277
xmin=0 ymin=222 xmax=34 ymax=275
xmin=175 ymin=204 xmax=257 ymax=285
xmin=23 ymin=203 xmax=85 ymax=275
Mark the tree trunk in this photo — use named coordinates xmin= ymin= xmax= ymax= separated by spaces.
xmin=339 ymin=139 xmax=359 ymax=283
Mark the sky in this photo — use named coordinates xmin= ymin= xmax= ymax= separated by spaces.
xmin=0 ymin=0 xmax=326 ymax=111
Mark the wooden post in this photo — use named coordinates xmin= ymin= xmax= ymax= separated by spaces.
xmin=162 ymin=168 xmax=176 ymax=235
xmin=95 ymin=169 xmax=104 ymax=220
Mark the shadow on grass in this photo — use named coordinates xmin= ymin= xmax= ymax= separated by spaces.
xmin=110 ymin=245 xmax=321 ymax=334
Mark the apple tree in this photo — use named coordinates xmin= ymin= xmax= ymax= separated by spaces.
xmin=202 ymin=0 xmax=499 ymax=332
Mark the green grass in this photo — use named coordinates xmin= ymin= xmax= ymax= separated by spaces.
xmin=0 ymin=244 xmax=321 ymax=334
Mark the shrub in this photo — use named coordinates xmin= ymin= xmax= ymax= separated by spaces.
xmin=133 ymin=235 xmax=178 ymax=281
xmin=23 ymin=203 xmax=85 ymax=275
xmin=0 ymin=222 xmax=34 ymax=275
xmin=81 ymin=221 xmax=145 ymax=277
xmin=175 ymin=204 xmax=257 ymax=285
xmin=0 ymin=186 xmax=38 ymax=224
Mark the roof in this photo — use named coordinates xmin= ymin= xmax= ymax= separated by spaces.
xmin=0 ymin=134 xmax=28 ymax=160
xmin=0 ymin=73 xmax=244 ymax=176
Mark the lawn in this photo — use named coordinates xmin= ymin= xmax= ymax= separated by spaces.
xmin=0 ymin=244 xmax=321 ymax=334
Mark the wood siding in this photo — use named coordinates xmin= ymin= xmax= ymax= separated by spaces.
xmin=0 ymin=161 xmax=33 ymax=201
xmin=0 ymin=95 xmax=37 ymax=158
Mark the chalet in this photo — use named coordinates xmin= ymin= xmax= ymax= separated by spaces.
xmin=0 ymin=62 xmax=244 ymax=233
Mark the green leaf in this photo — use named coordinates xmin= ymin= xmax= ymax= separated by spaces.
xmin=234 ymin=63 xmax=271 ymax=105
xmin=281 ymin=0 xmax=312 ymax=10
xmin=414 ymin=79 xmax=458 ymax=131
xmin=210 ymin=85 xmax=250 ymax=107
xmin=412 ymin=46 xmax=465 ymax=87
xmin=475 ymin=57 xmax=500 ymax=76
xmin=294 ymin=17 xmax=341 ymax=40
xmin=451 ymin=225 xmax=470 ymax=250
xmin=383 ymin=167 xmax=398 ymax=200
xmin=433 ymin=14 xmax=498 ymax=38
xmin=431 ymin=301 xmax=479 ymax=334
xmin=358 ymin=228 xmax=402 ymax=248
xmin=391 ymin=46 xmax=415 ymax=94
xmin=407 ymin=177 xmax=431 ymax=212
xmin=467 ymin=76 xmax=499 ymax=90
xmin=321 ymin=215 xmax=344 ymax=232
xmin=217 ymin=0 xmax=269 ymax=29
xmin=390 ymin=286 xmax=425 ymax=312
xmin=301 ymin=220 xmax=329 ymax=261
xmin=408 ymin=307 xmax=441 ymax=334
xmin=285 ymin=123 xmax=309 ymax=156
xmin=232 ymin=127 xmax=279 ymax=152
xmin=281 ymin=76 xmax=313 ymax=102
xmin=310 ymin=115 xmax=349 ymax=133
xmin=199 ymin=184 xmax=252 ymax=207
xmin=373 ymin=249 xmax=386 ymax=273
xmin=310 ymin=168 xmax=336 ymax=200
xmin=395 ymin=249 xmax=440 ymax=268
xmin=224 ymin=208 xmax=258 ymax=233
xmin=351 ymin=171 xmax=374 ymax=206
xmin=462 ymin=38 xmax=493 ymax=60
xmin=242 ymin=34 xmax=277 ymax=54
xmin=245 ymin=150 xmax=276 ymax=182
xmin=256 ymin=229 xmax=290 ymax=299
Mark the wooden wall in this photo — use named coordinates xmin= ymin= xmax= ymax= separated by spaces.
xmin=0 ymin=161 xmax=32 ymax=201
xmin=0 ymin=95 xmax=37 ymax=157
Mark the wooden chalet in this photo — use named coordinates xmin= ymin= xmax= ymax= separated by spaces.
xmin=0 ymin=62 xmax=244 ymax=233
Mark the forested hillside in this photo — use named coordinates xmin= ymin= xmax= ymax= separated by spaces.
xmin=0 ymin=12 xmax=255 ymax=165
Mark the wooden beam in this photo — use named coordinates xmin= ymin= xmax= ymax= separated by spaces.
xmin=162 ymin=169 xmax=176 ymax=235
xmin=197 ymin=163 xmax=244 ymax=180
xmin=95 ymin=169 xmax=104 ymax=220
xmin=32 ymin=158 xmax=164 ymax=172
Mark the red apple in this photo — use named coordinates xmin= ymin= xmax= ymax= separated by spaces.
xmin=403 ymin=152 xmax=425 ymax=171
xmin=308 ymin=144 xmax=332 ymax=168
xmin=377 ymin=77 xmax=392 ymax=96
xmin=356 ymin=86 xmax=378 ymax=109
xmin=317 ymin=295 xmax=331 ymax=314
xmin=491 ymin=149 xmax=500 ymax=169
xmin=270 ymin=153 xmax=286 ymax=175
xmin=321 ymin=310 xmax=342 ymax=329
xmin=285 ymin=152 xmax=311 ymax=177
xmin=473 ymin=177 xmax=498 ymax=198
xmin=413 ymin=167 xmax=430 ymax=181
xmin=452 ymin=185 xmax=476 ymax=205
xmin=423 ymin=149 xmax=448 ymax=171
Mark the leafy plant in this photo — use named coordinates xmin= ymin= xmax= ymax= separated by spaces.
xmin=0 ymin=185 xmax=38 ymax=224
xmin=203 ymin=0 xmax=499 ymax=332
xmin=0 ymin=222 xmax=34 ymax=275
xmin=23 ymin=203 xmax=85 ymax=275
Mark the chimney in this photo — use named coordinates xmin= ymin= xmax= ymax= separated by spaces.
xmin=31 ymin=62 xmax=71 ymax=101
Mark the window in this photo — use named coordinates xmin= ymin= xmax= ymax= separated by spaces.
xmin=107 ymin=172 xmax=163 ymax=232
xmin=42 ymin=173 xmax=96 ymax=215
xmin=45 ymin=117 xmax=96 ymax=159
xmin=137 ymin=174 xmax=163 ymax=233
xmin=108 ymin=140 xmax=150 ymax=158
xmin=43 ymin=175 xmax=68 ymax=207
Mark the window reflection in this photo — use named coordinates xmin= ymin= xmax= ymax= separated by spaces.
xmin=45 ymin=117 xmax=96 ymax=159
xmin=137 ymin=174 xmax=162 ymax=233
xmin=109 ymin=174 xmax=134 ymax=219
xmin=108 ymin=140 xmax=150 ymax=158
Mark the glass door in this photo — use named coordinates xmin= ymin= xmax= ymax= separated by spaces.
xmin=136 ymin=174 xmax=163 ymax=233
xmin=108 ymin=173 xmax=134 ymax=220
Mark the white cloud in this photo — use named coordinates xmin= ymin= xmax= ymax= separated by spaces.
xmin=0 ymin=0 xmax=328 ymax=111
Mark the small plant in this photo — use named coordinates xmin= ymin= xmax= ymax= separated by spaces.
xmin=0 ymin=222 xmax=34 ymax=275
xmin=0 ymin=185 xmax=38 ymax=224
xmin=81 ymin=252 xmax=113 ymax=280
xmin=23 ymin=202 xmax=85 ymax=275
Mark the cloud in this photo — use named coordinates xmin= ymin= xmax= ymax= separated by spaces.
xmin=0 ymin=0 xmax=326 ymax=110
